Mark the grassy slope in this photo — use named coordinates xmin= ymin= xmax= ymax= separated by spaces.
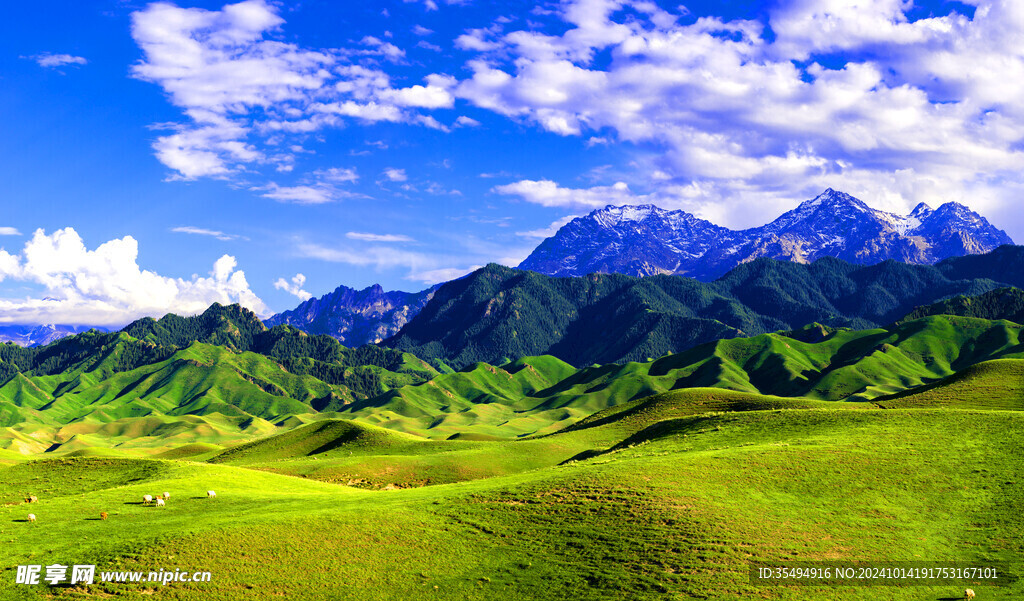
xmin=0 ymin=343 xmax=354 ymax=454
xmin=336 ymin=315 xmax=1024 ymax=439
xmin=6 ymin=314 xmax=1024 ymax=456
xmin=2 ymin=384 xmax=1023 ymax=600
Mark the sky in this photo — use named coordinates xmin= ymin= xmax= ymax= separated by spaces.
xmin=1 ymin=0 xmax=1022 ymax=326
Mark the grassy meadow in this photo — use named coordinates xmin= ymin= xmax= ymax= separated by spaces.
xmin=4 ymin=308 xmax=1024 ymax=599
xmin=2 ymin=383 xmax=1023 ymax=600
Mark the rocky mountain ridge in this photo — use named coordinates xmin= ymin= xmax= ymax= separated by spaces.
xmin=518 ymin=188 xmax=1014 ymax=279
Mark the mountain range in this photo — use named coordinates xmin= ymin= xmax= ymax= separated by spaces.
xmin=262 ymin=188 xmax=1013 ymax=346
xmin=6 ymin=284 xmax=1024 ymax=452
xmin=518 ymin=188 xmax=1013 ymax=280
xmin=0 ymin=189 xmax=1009 ymax=351
xmin=263 ymin=283 xmax=437 ymax=346
xmin=384 ymin=248 xmax=1024 ymax=369
xmin=0 ymin=324 xmax=107 ymax=347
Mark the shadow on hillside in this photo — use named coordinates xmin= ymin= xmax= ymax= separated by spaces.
xmin=560 ymin=449 xmax=604 ymax=464
xmin=12 ymin=519 xmax=33 ymax=523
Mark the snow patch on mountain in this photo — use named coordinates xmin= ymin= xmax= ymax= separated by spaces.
xmin=518 ymin=188 xmax=1014 ymax=280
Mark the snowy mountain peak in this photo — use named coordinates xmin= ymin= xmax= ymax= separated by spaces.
xmin=910 ymin=202 xmax=933 ymax=220
xmin=800 ymin=188 xmax=867 ymax=210
xmin=518 ymin=188 xmax=1014 ymax=280
xmin=593 ymin=204 xmax=664 ymax=226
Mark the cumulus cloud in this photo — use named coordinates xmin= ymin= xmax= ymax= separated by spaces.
xmin=130 ymin=0 xmax=456 ymax=184
xmin=26 ymin=53 xmax=87 ymax=69
xmin=0 ymin=227 xmax=21 ymax=236
xmin=273 ymin=273 xmax=312 ymax=300
xmin=0 ymin=228 xmax=268 ymax=326
xmin=381 ymin=168 xmax=408 ymax=182
xmin=450 ymin=0 xmax=1024 ymax=229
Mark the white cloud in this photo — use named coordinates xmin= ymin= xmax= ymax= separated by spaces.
xmin=454 ymin=115 xmax=481 ymax=127
xmin=296 ymin=238 xmax=483 ymax=284
xmin=493 ymin=179 xmax=638 ymax=210
xmin=130 ymin=0 xmax=458 ymax=184
xmin=0 ymin=227 xmax=21 ymax=236
xmin=255 ymin=166 xmax=363 ymax=204
xmin=455 ymin=28 xmax=504 ymax=52
xmin=382 ymin=168 xmax=408 ymax=182
xmin=27 ymin=53 xmax=87 ymax=69
xmin=258 ymin=183 xmax=339 ymax=204
xmin=171 ymin=226 xmax=241 ymax=241
xmin=412 ymin=25 xmax=434 ymax=36
xmin=346 ymin=232 xmax=415 ymax=242
xmin=273 ymin=273 xmax=312 ymax=300
xmin=313 ymin=167 xmax=359 ymax=183
xmin=448 ymin=0 xmax=1024 ymax=231
xmin=359 ymin=36 xmax=405 ymax=61
xmin=0 ymin=228 xmax=268 ymax=326
xmin=384 ymin=74 xmax=456 ymax=108
xmin=403 ymin=0 xmax=470 ymax=11
xmin=516 ymin=215 xmax=575 ymax=239
xmin=409 ymin=265 xmax=481 ymax=284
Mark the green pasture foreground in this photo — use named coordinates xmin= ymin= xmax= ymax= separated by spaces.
xmin=1 ymin=401 xmax=1022 ymax=600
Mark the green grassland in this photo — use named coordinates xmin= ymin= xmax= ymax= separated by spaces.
xmin=2 ymin=383 xmax=1023 ymax=600
xmin=5 ymin=313 xmax=1024 ymax=458
xmin=3 ymin=297 xmax=1024 ymax=599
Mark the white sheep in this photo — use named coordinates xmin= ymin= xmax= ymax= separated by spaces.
xmin=24 ymin=495 xmax=37 ymax=504
xmin=142 ymin=494 xmax=153 ymax=505
xmin=27 ymin=514 xmax=35 ymax=523
xmin=207 ymin=490 xmax=216 ymax=498
xmin=965 ymin=589 xmax=975 ymax=600
xmin=162 ymin=492 xmax=170 ymax=499
xmin=155 ymin=498 xmax=165 ymax=507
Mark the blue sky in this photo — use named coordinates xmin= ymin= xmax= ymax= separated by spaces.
xmin=0 ymin=0 xmax=1020 ymax=326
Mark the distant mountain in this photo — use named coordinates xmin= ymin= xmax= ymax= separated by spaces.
xmin=935 ymin=243 xmax=1024 ymax=288
xmin=518 ymin=188 xmax=1014 ymax=280
xmin=0 ymin=324 xmax=106 ymax=347
xmin=265 ymin=283 xmax=437 ymax=346
xmin=384 ymin=252 xmax=1012 ymax=369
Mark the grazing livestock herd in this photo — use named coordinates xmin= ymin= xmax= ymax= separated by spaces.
xmin=18 ymin=489 xmax=219 ymax=523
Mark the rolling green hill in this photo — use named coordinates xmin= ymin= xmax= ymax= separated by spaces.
xmin=7 ymin=312 xmax=1024 ymax=454
xmin=339 ymin=314 xmax=1024 ymax=440
xmin=4 ymin=379 xmax=1024 ymax=599
xmin=5 ymin=288 xmax=1024 ymax=598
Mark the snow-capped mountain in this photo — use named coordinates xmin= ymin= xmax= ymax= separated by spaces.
xmin=0 ymin=324 xmax=107 ymax=347
xmin=518 ymin=188 xmax=1015 ymax=280
xmin=264 ymin=283 xmax=437 ymax=346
